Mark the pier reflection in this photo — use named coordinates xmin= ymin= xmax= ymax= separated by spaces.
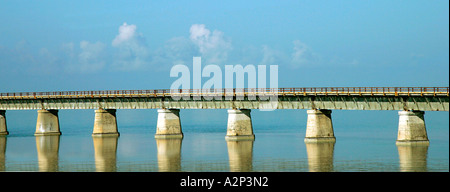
xmin=93 ymin=135 xmax=118 ymax=172
xmin=397 ymin=143 xmax=429 ymax=172
xmin=226 ymin=140 xmax=254 ymax=172
xmin=35 ymin=135 xmax=60 ymax=172
xmin=156 ymin=138 xmax=182 ymax=172
xmin=0 ymin=136 xmax=5 ymax=171
xmin=305 ymin=141 xmax=335 ymax=172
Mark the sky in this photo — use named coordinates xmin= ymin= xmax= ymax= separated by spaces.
xmin=0 ymin=0 xmax=448 ymax=92
xmin=0 ymin=1 xmax=449 ymax=131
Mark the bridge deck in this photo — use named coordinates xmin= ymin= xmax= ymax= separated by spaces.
xmin=1 ymin=87 xmax=448 ymax=111
xmin=1 ymin=87 xmax=448 ymax=99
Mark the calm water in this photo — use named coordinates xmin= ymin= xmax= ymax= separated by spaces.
xmin=1 ymin=110 xmax=449 ymax=172
xmin=0 ymin=110 xmax=449 ymax=172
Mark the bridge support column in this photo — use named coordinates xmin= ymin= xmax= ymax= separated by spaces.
xmin=396 ymin=111 xmax=429 ymax=145
xmin=0 ymin=110 xmax=8 ymax=135
xmin=155 ymin=109 xmax=183 ymax=139
xmin=226 ymin=109 xmax=255 ymax=141
xmin=35 ymin=110 xmax=61 ymax=136
xmin=305 ymin=109 xmax=335 ymax=142
xmin=93 ymin=109 xmax=119 ymax=136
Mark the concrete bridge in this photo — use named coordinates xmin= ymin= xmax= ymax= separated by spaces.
xmin=0 ymin=87 xmax=448 ymax=144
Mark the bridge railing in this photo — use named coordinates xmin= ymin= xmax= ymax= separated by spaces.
xmin=0 ymin=87 xmax=448 ymax=98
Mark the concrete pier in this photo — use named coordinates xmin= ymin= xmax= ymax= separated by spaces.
xmin=396 ymin=110 xmax=429 ymax=144
xmin=0 ymin=110 xmax=8 ymax=135
xmin=155 ymin=109 xmax=183 ymax=139
xmin=93 ymin=109 xmax=119 ymax=136
xmin=35 ymin=109 xmax=61 ymax=136
xmin=304 ymin=109 xmax=335 ymax=142
xmin=226 ymin=109 xmax=255 ymax=141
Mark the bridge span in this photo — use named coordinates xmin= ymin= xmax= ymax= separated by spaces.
xmin=0 ymin=87 xmax=448 ymax=144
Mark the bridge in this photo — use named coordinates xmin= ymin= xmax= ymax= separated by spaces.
xmin=0 ymin=87 xmax=448 ymax=144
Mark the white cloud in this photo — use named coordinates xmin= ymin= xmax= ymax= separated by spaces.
xmin=112 ymin=22 xmax=137 ymax=46
xmin=38 ymin=48 xmax=58 ymax=68
xmin=60 ymin=41 xmax=106 ymax=73
xmin=291 ymin=40 xmax=308 ymax=64
xmin=153 ymin=36 xmax=197 ymax=68
xmin=61 ymin=42 xmax=75 ymax=58
xmin=78 ymin=41 xmax=106 ymax=72
xmin=189 ymin=24 xmax=232 ymax=64
xmin=189 ymin=24 xmax=211 ymax=44
xmin=111 ymin=22 xmax=150 ymax=70
xmin=291 ymin=40 xmax=320 ymax=67
xmin=260 ymin=45 xmax=288 ymax=66
xmin=2 ymin=25 xmax=328 ymax=76
xmin=0 ymin=40 xmax=61 ymax=74
xmin=151 ymin=24 xmax=232 ymax=68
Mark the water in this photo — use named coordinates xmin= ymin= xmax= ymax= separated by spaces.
xmin=0 ymin=110 xmax=448 ymax=172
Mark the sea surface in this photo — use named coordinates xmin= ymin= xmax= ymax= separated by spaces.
xmin=0 ymin=110 xmax=448 ymax=172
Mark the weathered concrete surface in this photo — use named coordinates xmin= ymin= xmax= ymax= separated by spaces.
xmin=156 ymin=138 xmax=182 ymax=172
xmin=2 ymin=95 xmax=447 ymax=111
xmin=155 ymin=109 xmax=183 ymax=139
xmin=92 ymin=109 xmax=119 ymax=136
xmin=396 ymin=111 xmax=429 ymax=144
xmin=35 ymin=135 xmax=60 ymax=172
xmin=93 ymin=135 xmax=118 ymax=172
xmin=35 ymin=109 xmax=61 ymax=136
xmin=305 ymin=141 xmax=335 ymax=172
xmin=0 ymin=110 xmax=7 ymax=135
xmin=305 ymin=109 xmax=336 ymax=142
xmin=226 ymin=140 xmax=254 ymax=172
xmin=226 ymin=109 xmax=255 ymax=141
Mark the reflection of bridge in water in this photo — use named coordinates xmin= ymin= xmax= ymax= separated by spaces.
xmin=0 ymin=136 xmax=431 ymax=172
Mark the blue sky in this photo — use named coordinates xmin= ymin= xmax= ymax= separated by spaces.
xmin=0 ymin=0 xmax=448 ymax=92
xmin=0 ymin=1 xmax=449 ymax=133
